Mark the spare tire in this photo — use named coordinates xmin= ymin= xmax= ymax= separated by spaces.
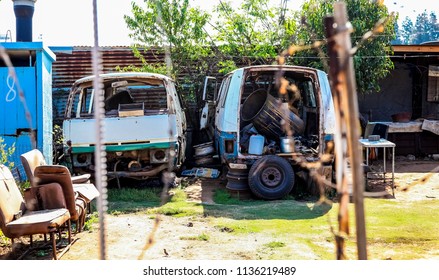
xmin=248 ymin=155 xmax=295 ymax=200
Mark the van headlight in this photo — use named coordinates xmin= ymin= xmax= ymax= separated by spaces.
xmin=150 ymin=149 xmax=168 ymax=163
xmin=73 ymin=153 xmax=92 ymax=167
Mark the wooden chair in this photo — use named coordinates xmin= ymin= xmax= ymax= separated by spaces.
xmin=0 ymin=164 xmax=71 ymax=260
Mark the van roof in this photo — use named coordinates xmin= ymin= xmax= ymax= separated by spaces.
xmin=72 ymin=72 xmax=174 ymax=86
xmin=231 ymin=64 xmax=326 ymax=75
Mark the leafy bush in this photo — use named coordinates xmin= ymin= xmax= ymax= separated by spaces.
xmin=0 ymin=137 xmax=15 ymax=169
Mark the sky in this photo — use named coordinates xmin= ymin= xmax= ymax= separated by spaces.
xmin=0 ymin=0 xmax=438 ymax=47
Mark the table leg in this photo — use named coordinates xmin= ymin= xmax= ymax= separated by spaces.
xmin=383 ymin=147 xmax=387 ymax=183
xmin=392 ymin=146 xmax=395 ymax=197
xmin=366 ymin=148 xmax=369 ymax=166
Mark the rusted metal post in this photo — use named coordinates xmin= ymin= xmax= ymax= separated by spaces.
xmin=325 ymin=2 xmax=368 ymax=260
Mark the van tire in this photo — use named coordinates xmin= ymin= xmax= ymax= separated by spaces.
xmin=248 ymin=155 xmax=294 ymax=200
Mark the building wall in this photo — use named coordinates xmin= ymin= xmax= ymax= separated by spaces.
xmin=358 ymin=62 xmax=413 ymax=122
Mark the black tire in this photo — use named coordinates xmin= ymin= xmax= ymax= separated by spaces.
xmin=248 ymin=155 xmax=295 ymax=200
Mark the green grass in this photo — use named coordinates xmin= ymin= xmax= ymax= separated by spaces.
xmin=106 ymin=187 xmax=162 ymax=214
xmin=358 ymin=199 xmax=439 ymax=259
xmin=82 ymin=186 xmax=439 ymax=260
xmin=180 ymin=233 xmax=210 ymax=241
xmin=146 ymin=188 xmax=204 ymax=217
xmin=203 ymin=195 xmax=439 ymax=260
xmin=264 ymin=241 xmax=286 ymax=249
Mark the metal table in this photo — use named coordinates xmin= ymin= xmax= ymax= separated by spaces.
xmin=359 ymin=138 xmax=396 ymax=196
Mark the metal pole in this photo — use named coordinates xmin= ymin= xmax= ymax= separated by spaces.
xmin=92 ymin=0 xmax=108 ymax=260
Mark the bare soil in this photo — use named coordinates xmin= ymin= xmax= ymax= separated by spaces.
xmin=1 ymin=159 xmax=438 ymax=260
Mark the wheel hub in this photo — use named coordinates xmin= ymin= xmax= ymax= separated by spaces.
xmin=261 ymin=167 xmax=282 ymax=187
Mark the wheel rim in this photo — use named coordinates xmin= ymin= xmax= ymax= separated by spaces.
xmin=260 ymin=166 xmax=283 ymax=188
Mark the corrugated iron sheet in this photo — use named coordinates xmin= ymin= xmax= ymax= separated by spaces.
xmin=51 ymin=46 xmax=165 ymax=124
xmin=52 ymin=46 xmax=164 ymax=89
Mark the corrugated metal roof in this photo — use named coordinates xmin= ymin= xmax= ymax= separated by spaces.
xmin=51 ymin=46 xmax=165 ymax=124
xmin=52 ymin=46 xmax=165 ymax=89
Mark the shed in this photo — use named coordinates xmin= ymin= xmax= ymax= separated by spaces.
xmin=0 ymin=41 xmax=55 ymax=179
xmin=359 ymin=44 xmax=439 ymax=157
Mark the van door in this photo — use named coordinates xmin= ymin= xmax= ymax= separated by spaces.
xmin=168 ymin=81 xmax=187 ymax=167
xmin=199 ymin=76 xmax=217 ymax=140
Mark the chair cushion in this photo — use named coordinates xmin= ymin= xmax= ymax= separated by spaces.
xmin=38 ymin=183 xmax=67 ymax=210
xmin=34 ymin=165 xmax=78 ymax=220
xmin=23 ymin=188 xmax=39 ymax=211
xmin=6 ymin=208 xmax=70 ymax=238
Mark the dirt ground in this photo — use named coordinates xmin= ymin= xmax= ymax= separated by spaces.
xmin=1 ymin=159 xmax=438 ymax=260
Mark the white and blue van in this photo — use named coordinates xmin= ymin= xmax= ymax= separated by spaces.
xmin=200 ymin=65 xmax=336 ymax=199
xmin=62 ymin=72 xmax=187 ymax=183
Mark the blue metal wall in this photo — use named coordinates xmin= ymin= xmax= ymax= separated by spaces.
xmin=0 ymin=42 xmax=55 ymax=180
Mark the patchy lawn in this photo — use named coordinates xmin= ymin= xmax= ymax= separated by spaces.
xmin=1 ymin=160 xmax=438 ymax=260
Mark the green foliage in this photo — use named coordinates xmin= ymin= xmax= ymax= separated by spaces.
xmin=115 ymin=46 xmax=168 ymax=75
xmin=124 ymin=1 xmax=397 ymax=96
xmin=83 ymin=212 xmax=99 ymax=231
xmin=0 ymin=137 xmax=15 ymax=169
xmin=106 ymin=187 xmax=163 ymax=214
xmin=213 ymin=0 xmax=295 ymax=70
xmin=294 ymin=0 xmax=396 ymax=94
xmin=124 ymin=0 xmax=213 ymax=103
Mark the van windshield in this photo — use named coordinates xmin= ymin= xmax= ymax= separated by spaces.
xmin=69 ymin=79 xmax=168 ymax=118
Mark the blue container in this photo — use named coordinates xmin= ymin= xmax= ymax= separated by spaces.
xmin=248 ymin=134 xmax=265 ymax=155
xmin=0 ymin=42 xmax=55 ymax=179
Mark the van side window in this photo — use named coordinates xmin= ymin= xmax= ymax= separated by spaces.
xmin=73 ymin=88 xmax=94 ymax=118
xmin=301 ymin=80 xmax=317 ymax=108
xmin=219 ymin=75 xmax=232 ymax=108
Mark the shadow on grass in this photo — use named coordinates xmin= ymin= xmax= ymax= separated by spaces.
xmin=201 ymin=179 xmax=333 ymax=221
xmin=104 ymin=177 xmax=333 ymax=221
xmin=203 ymin=197 xmax=332 ymax=221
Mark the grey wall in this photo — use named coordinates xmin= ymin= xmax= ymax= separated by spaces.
xmin=358 ymin=62 xmax=413 ymax=122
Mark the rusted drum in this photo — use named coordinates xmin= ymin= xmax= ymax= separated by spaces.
xmin=241 ymin=90 xmax=304 ymax=140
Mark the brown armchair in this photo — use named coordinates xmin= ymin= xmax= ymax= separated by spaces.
xmin=0 ymin=164 xmax=71 ymax=260
xmin=20 ymin=149 xmax=91 ymax=185
xmin=33 ymin=165 xmax=90 ymax=232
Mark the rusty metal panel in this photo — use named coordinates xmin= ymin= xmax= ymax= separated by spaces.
xmin=51 ymin=46 xmax=165 ymax=124
xmin=51 ymin=47 xmax=165 ymax=89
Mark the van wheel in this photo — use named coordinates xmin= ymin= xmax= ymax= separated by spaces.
xmin=248 ymin=155 xmax=295 ymax=200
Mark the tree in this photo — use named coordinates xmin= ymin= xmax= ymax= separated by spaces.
xmin=399 ymin=16 xmax=414 ymax=44
xmin=395 ymin=11 xmax=438 ymax=44
xmin=124 ymin=0 xmax=212 ymax=102
xmin=212 ymin=0 xmax=297 ymax=73
xmin=124 ymin=0 xmax=397 ymax=95
xmin=292 ymin=0 xmax=397 ymax=94
xmin=411 ymin=11 xmax=439 ymax=44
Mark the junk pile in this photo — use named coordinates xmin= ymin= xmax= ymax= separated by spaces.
xmin=240 ymin=90 xmax=319 ymax=158
xmin=193 ymin=142 xmax=215 ymax=166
